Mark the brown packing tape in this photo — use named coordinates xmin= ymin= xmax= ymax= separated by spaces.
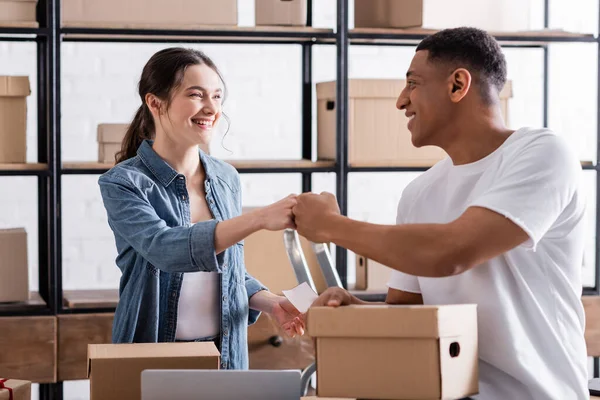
xmin=0 ymin=76 xmax=31 ymax=97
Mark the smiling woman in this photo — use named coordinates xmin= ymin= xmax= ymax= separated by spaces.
xmin=97 ymin=47 xmax=305 ymax=370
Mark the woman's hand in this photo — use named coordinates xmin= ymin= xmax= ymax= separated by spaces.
xmin=256 ymin=194 xmax=297 ymax=231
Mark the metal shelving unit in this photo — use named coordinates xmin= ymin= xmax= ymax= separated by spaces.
xmin=1 ymin=0 xmax=599 ymax=398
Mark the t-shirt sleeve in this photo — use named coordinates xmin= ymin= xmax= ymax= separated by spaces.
xmin=468 ymin=133 xmax=581 ymax=251
xmin=387 ymin=193 xmax=422 ymax=294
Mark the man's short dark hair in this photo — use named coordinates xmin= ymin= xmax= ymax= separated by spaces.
xmin=416 ymin=27 xmax=507 ymax=104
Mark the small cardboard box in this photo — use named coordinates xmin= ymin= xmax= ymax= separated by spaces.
xmin=97 ymin=123 xmax=127 ymax=164
xmin=316 ymin=79 xmax=512 ymax=166
xmin=0 ymin=76 xmax=30 ymax=163
xmin=255 ymin=0 xmax=307 ymax=26
xmin=0 ymin=378 xmax=31 ymax=400
xmin=62 ymin=0 xmax=237 ymax=28
xmin=0 ymin=228 xmax=28 ymax=303
xmin=308 ymin=304 xmax=479 ymax=399
xmin=0 ymin=0 xmax=38 ymax=25
xmin=354 ymin=255 xmax=393 ymax=291
xmin=355 ymin=0 xmax=423 ymax=29
xmin=87 ymin=342 xmax=220 ymax=400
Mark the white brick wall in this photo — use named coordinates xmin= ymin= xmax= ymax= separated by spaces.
xmin=1 ymin=0 xmax=599 ymax=397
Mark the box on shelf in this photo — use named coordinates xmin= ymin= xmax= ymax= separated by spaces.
xmin=0 ymin=228 xmax=28 ymax=303
xmin=307 ymin=304 xmax=479 ymax=399
xmin=255 ymin=0 xmax=307 ymax=26
xmin=354 ymin=0 xmax=531 ymax=31
xmin=97 ymin=123 xmax=127 ymax=164
xmin=0 ymin=0 xmax=38 ymax=26
xmin=0 ymin=76 xmax=30 ymax=164
xmin=354 ymin=255 xmax=393 ymax=291
xmin=87 ymin=342 xmax=220 ymax=400
xmin=62 ymin=0 xmax=237 ymax=28
xmin=0 ymin=378 xmax=31 ymax=400
xmin=316 ymin=79 xmax=512 ymax=166
xmin=354 ymin=0 xmax=423 ymax=29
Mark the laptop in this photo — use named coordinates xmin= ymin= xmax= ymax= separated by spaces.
xmin=141 ymin=369 xmax=301 ymax=400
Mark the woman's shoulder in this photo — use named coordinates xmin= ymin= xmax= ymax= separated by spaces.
xmin=98 ymin=156 xmax=154 ymax=189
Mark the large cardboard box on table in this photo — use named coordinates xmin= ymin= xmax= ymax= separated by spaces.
xmin=354 ymin=0 xmax=531 ymax=31
xmin=316 ymin=79 xmax=512 ymax=166
xmin=0 ymin=378 xmax=31 ymax=400
xmin=0 ymin=76 xmax=30 ymax=163
xmin=308 ymin=304 xmax=479 ymax=399
xmin=0 ymin=228 xmax=28 ymax=303
xmin=62 ymin=0 xmax=237 ymax=28
xmin=0 ymin=0 xmax=38 ymax=26
xmin=87 ymin=342 xmax=220 ymax=400
xmin=255 ymin=0 xmax=307 ymax=26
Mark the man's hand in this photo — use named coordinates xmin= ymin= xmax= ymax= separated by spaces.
xmin=310 ymin=287 xmax=358 ymax=308
xmin=271 ymin=297 xmax=305 ymax=337
xmin=292 ymin=192 xmax=341 ymax=243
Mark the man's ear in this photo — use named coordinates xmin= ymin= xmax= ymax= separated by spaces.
xmin=145 ymin=93 xmax=163 ymax=116
xmin=448 ymin=68 xmax=472 ymax=103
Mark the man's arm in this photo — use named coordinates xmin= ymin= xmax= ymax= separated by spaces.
xmin=295 ymin=194 xmax=529 ymax=279
xmin=386 ymin=288 xmax=423 ymax=305
xmin=326 ymin=206 xmax=528 ymax=278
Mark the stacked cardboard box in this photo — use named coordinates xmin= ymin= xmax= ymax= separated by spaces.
xmin=0 ymin=0 xmax=38 ymax=26
xmin=0 ymin=228 xmax=28 ymax=303
xmin=316 ymin=79 xmax=512 ymax=166
xmin=354 ymin=0 xmax=531 ymax=31
xmin=255 ymin=0 xmax=307 ymax=26
xmin=97 ymin=123 xmax=127 ymax=164
xmin=62 ymin=0 xmax=237 ymax=28
xmin=0 ymin=76 xmax=30 ymax=163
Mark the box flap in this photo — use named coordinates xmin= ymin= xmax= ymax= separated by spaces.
xmin=88 ymin=342 xmax=220 ymax=360
xmin=307 ymin=304 xmax=477 ymax=338
xmin=97 ymin=123 xmax=128 ymax=143
xmin=0 ymin=76 xmax=31 ymax=97
xmin=317 ymin=79 xmax=405 ymax=100
xmin=0 ymin=227 xmax=26 ymax=234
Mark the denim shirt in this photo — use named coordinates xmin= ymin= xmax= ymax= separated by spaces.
xmin=98 ymin=140 xmax=267 ymax=370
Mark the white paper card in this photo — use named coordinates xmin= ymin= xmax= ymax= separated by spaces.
xmin=282 ymin=282 xmax=319 ymax=313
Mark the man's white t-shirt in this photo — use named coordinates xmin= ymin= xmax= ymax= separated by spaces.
xmin=388 ymin=127 xmax=588 ymax=400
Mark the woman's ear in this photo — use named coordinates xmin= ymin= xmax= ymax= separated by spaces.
xmin=448 ymin=68 xmax=472 ymax=103
xmin=145 ymin=93 xmax=163 ymax=116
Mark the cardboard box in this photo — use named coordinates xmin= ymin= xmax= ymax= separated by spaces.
xmin=255 ymin=0 xmax=307 ymax=26
xmin=0 ymin=229 xmax=28 ymax=303
xmin=354 ymin=0 xmax=531 ymax=31
xmin=0 ymin=76 xmax=30 ymax=163
xmin=0 ymin=378 xmax=31 ymax=400
xmin=97 ymin=123 xmax=211 ymax=164
xmin=62 ymin=0 xmax=237 ymax=28
xmin=97 ymin=123 xmax=127 ymax=163
xmin=316 ymin=79 xmax=512 ymax=166
xmin=355 ymin=0 xmax=423 ymax=29
xmin=308 ymin=304 xmax=479 ymax=399
xmin=87 ymin=342 xmax=220 ymax=400
xmin=354 ymin=255 xmax=393 ymax=291
xmin=0 ymin=0 xmax=38 ymax=25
